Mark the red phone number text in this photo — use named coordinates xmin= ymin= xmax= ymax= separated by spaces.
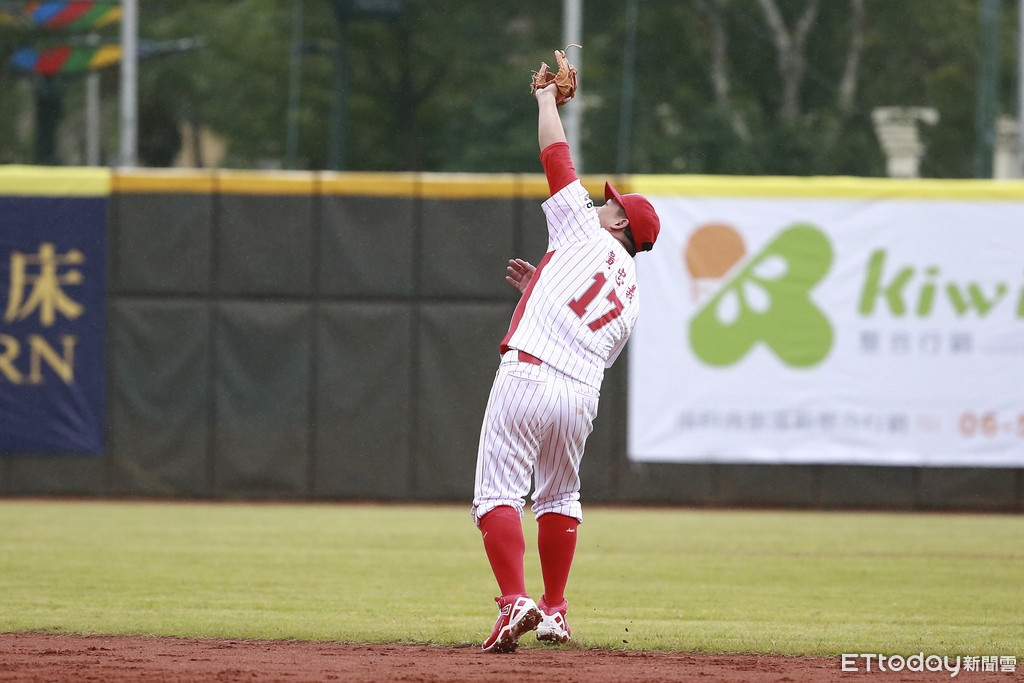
xmin=958 ymin=412 xmax=1024 ymax=438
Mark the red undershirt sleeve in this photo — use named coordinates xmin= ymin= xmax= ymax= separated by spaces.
xmin=540 ymin=142 xmax=578 ymax=196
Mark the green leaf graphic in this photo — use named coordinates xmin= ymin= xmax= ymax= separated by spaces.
xmin=690 ymin=224 xmax=833 ymax=368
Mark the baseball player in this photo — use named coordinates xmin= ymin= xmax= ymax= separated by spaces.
xmin=471 ymin=69 xmax=661 ymax=654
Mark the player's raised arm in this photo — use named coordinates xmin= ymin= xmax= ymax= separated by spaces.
xmin=531 ymin=48 xmax=577 ymax=152
xmin=535 ymin=82 xmax=567 ymax=152
xmin=531 ymin=50 xmax=579 ymax=196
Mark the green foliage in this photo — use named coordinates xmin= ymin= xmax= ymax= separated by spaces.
xmin=0 ymin=0 xmax=1018 ymax=176
xmin=1 ymin=500 xmax=1021 ymax=655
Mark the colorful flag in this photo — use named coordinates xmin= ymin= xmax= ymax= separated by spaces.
xmin=12 ymin=44 xmax=121 ymax=76
xmin=23 ymin=1 xmax=121 ymax=30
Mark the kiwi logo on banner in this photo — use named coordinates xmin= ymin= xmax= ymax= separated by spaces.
xmin=684 ymin=223 xmax=834 ymax=368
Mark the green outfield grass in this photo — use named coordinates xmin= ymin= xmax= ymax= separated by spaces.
xmin=0 ymin=499 xmax=1020 ymax=656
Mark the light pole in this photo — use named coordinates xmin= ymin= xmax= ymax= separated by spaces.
xmin=86 ymin=33 xmax=101 ymax=166
xmin=327 ymin=0 xmax=402 ymax=171
xmin=974 ymin=0 xmax=1002 ymax=178
xmin=119 ymin=0 xmax=138 ymax=167
xmin=616 ymin=0 xmax=638 ymax=175
xmin=562 ymin=0 xmax=583 ymax=169
xmin=328 ymin=0 xmax=348 ymax=171
xmin=286 ymin=0 xmax=304 ymax=169
xmin=1019 ymin=0 xmax=1024 ymax=176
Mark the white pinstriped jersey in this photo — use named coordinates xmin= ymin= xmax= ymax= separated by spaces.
xmin=501 ymin=179 xmax=640 ymax=390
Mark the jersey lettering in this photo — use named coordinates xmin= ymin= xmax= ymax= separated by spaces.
xmin=568 ymin=272 xmax=625 ymax=331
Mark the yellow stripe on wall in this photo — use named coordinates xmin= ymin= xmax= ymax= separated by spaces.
xmin=114 ymin=170 xmax=317 ymax=195
xmin=216 ymin=170 xmax=315 ymax=195
xmin=417 ymin=173 xmax=522 ymax=199
xmin=110 ymin=169 xmax=624 ymax=200
xmin=630 ymin=174 xmax=1024 ymax=201
xmin=8 ymin=167 xmax=1023 ymax=203
xmin=113 ymin=169 xmax=216 ymax=193
xmin=319 ymin=172 xmax=418 ymax=197
xmin=0 ymin=166 xmax=110 ymax=196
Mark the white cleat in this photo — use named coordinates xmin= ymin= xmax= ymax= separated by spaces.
xmin=482 ymin=595 xmax=542 ymax=654
xmin=536 ymin=597 xmax=571 ymax=644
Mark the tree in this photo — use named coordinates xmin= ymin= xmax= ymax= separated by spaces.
xmin=0 ymin=0 xmax=1017 ymax=177
xmin=605 ymin=0 xmax=875 ymax=176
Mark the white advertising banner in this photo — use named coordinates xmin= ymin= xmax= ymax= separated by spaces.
xmin=626 ymin=176 xmax=1024 ymax=467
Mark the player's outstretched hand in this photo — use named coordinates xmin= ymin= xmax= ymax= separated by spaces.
xmin=506 ymin=258 xmax=535 ymax=294
xmin=534 ymin=81 xmax=558 ymax=105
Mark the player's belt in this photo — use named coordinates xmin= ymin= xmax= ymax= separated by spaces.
xmin=517 ymin=350 xmax=543 ymax=365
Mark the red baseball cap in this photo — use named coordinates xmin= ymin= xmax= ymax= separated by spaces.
xmin=604 ymin=182 xmax=660 ymax=252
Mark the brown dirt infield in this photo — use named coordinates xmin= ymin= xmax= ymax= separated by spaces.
xmin=2 ymin=634 xmax=1022 ymax=682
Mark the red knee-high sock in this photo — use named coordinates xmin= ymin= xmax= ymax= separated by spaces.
xmin=537 ymin=513 xmax=579 ymax=607
xmin=479 ymin=506 xmax=527 ymax=597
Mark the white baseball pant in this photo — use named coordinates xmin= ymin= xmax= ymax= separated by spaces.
xmin=472 ymin=352 xmax=600 ymax=525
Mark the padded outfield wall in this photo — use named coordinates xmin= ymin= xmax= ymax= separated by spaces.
xmin=1 ymin=167 xmax=1022 ymax=511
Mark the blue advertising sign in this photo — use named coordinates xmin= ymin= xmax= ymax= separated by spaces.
xmin=0 ymin=168 xmax=109 ymax=453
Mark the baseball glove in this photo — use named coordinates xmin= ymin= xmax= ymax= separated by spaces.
xmin=530 ymin=46 xmax=580 ymax=106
